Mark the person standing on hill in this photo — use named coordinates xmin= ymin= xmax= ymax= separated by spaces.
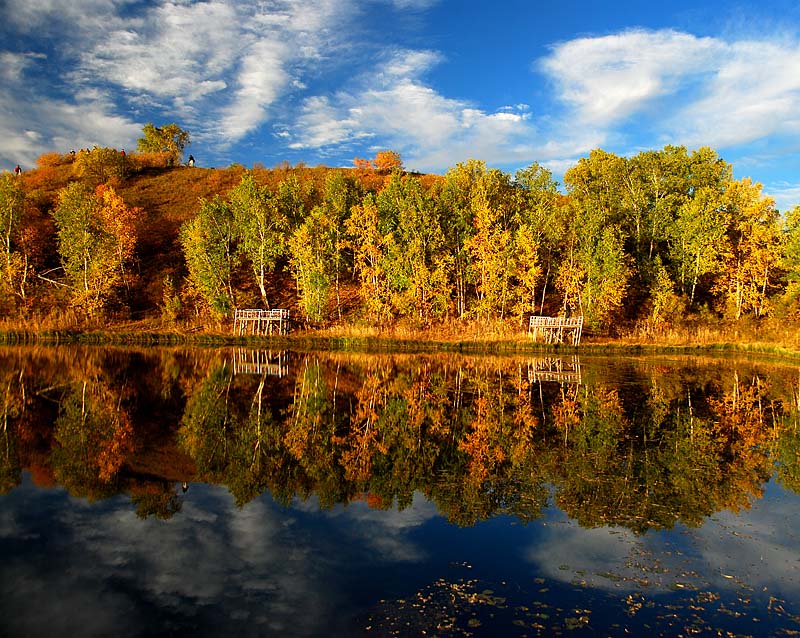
xmin=14 ymin=165 xmax=21 ymax=176
xmin=188 ymin=155 xmax=195 ymax=167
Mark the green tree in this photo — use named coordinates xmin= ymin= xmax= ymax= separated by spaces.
xmin=292 ymin=172 xmax=358 ymax=321
xmin=178 ymin=363 xmax=234 ymax=483
xmin=52 ymin=182 xmax=138 ymax=314
xmin=563 ymin=152 xmax=631 ymax=326
xmin=670 ymin=186 xmax=730 ymax=304
xmin=51 ymin=378 xmax=134 ymax=499
xmin=137 ymin=123 xmax=190 ymax=165
xmin=288 ymin=206 xmax=337 ymax=322
xmin=781 ymin=205 xmax=800 ymax=315
xmin=622 ymin=146 xmax=692 ymax=265
xmin=277 ymin=174 xmax=308 ymax=228
xmin=229 ymin=173 xmax=288 ymax=307
xmin=73 ymin=146 xmax=126 ymax=187
xmin=179 ymin=196 xmax=237 ymax=319
xmin=512 ymin=163 xmax=563 ymax=314
xmin=377 ymin=173 xmax=451 ymax=322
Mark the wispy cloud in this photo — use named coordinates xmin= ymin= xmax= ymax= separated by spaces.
xmin=540 ymin=29 xmax=800 ymax=154
xmin=2 ymin=0 xmax=800 ymax=190
xmin=0 ymin=0 xmax=362 ymax=166
xmin=767 ymin=181 xmax=800 ymax=213
xmin=540 ymin=30 xmax=721 ymax=126
xmin=287 ymin=48 xmax=539 ymax=171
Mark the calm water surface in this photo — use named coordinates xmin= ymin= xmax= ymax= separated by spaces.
xmin=0 ymin=346 xmax=799 ymax=637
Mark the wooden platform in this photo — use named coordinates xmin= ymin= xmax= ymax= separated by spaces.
xmin=528 ymin=315 xmax=584 ymax=346
xmin=233 ymin=309 xmax=290 ymax=336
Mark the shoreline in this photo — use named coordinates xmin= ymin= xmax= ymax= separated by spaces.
xmin=1 ymin=325 xmax=799 ymax=361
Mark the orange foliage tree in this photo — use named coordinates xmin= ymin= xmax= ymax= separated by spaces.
xmin=373 ymin=150 xmax=403 ymax=172
xmin=52 ymin=182 xmax=139 ymax=314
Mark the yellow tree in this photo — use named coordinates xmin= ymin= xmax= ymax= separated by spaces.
xmin=714 ymin=178 xmax=781 ymax=318
xmin=96 ymin=184 xmax=139 ymax=295
xmin=0 ymin=174 xmax=28 ymax=304
xmin=511 ymin=224 xmax=542 ymax=324
xmin=73 ymin=146 xmax=126 ymax=186
xmin=52 ymin=182 xmax=138 ymax=314
xmin=464 ymin=169 xmax=515 ymax=320
xmin=137 ymin=123 xmax=190 ymax=165
xmin=345 ymin=194 xmax=394 ymax=322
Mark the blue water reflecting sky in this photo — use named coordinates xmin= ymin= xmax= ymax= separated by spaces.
xmin=2 ymin=473 xmax=799 ymax=637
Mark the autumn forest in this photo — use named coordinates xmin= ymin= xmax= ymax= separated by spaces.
xmin=2 ymin=124 xmax=800 ymax=341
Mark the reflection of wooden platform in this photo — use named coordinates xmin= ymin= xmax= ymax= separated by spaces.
xmin=527 ymin=356 xmax=582 ymax=384
xmin=233 ymin=349 xmax=289 ymax=376
xmin=233 ymin=309 xmax=290 ymax=336
xmin=528 ymin=316 xmax=584 ymax=345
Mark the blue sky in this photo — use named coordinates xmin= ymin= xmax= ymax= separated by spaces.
xmin=2 ymin=0 xmax=800 ymax=210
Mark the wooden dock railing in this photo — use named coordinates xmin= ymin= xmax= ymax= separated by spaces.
xmin=233 ymin=309 xmax=290 ymax=336
xmin=528 ymin=315 xmax=584 ymax=346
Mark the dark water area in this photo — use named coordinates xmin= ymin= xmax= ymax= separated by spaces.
xmin=0 ymin=346 xmax=799 ymax=637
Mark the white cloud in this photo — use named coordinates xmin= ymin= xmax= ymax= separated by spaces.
xmin=322 ymin=491 xmax=439 ymax=562
xmin=83 ymin=2 xmax=241 ymax=103
xmin=288 ymin=49 xmax=539 ymax=171
xmin=217 ymin=39 xmax=291 ymax=141
xmin=540 ymin=29 xmax=800 ymax=157
xmin=766 ymin=182 xmax=800 ymax=213
xmin=389 ymin=0 xmax=439 ymax=9
xmin=0 ymin=82 xmax=141 ymax=168
xmin=672 ymin=39 xmax=800 ymax=149
xmin=541 ymin=29 xmax=721 ymax=126
xmin=0 ymin=0 xmax=363 ymax=167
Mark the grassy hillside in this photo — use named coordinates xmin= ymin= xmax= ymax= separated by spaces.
xmin=11 ymin=155 xmax=421 ymax=330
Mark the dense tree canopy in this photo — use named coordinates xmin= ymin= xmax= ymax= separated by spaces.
xmin=2 ymin=141 xmax=799 ymax=330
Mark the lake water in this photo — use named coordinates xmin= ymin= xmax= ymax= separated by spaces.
xmin=0 ymin=346 xmax=799 ymax=637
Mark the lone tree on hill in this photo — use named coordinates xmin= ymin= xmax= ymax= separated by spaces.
xmin=373 ymin=150 xmax=403 ymax=172
xmin=137 ymin=123 xmax=190 ymax=166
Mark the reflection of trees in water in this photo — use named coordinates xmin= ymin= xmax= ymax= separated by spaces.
xmin=2 ymin=347 xmax=800 ymax=530
xmin=51 ymin=377 xmax=134 ymax=500
xmin=0 ymin=367 xmax=26 ymax=493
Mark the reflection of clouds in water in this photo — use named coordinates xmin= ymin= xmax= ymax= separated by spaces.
xmin=526 ymin=515 xmax=645 ymax=591
xmin=302 ymin=491 xmax=440 ymax=562
xmin=692 ymin=492 xmax=800 ymax=596
xmin=0 ymin=485 xmax=346 ymax=637
xmin=0 ymin=508 xmax=21 ymax=538
xmin=527 ymin=491 xmax=800 ymax=598
xmin=2 ymin=566 xmax=137 ymax=638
